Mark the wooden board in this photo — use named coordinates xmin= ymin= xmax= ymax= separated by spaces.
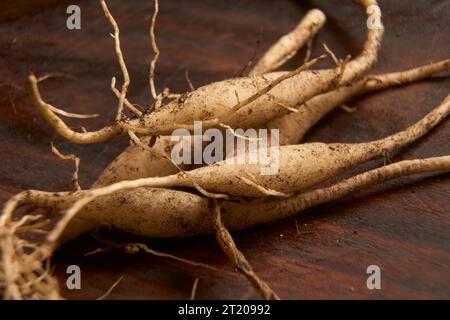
xmin=0 ymin=0 xmax=449 ymax=299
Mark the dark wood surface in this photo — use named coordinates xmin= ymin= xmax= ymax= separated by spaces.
xmin=0 ymin=0 xmax=449 ymax=299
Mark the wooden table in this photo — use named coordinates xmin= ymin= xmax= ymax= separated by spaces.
xmin=0 ymin=0 xmax=449 ymax=299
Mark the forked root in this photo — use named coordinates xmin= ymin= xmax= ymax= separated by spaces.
xmin=100 ymin=0 xmax=130 ymax=121
xmin=51 ymin=143 xmax=81 ymax=191
xmin=26 ymin=73 xmax=124 ymax=144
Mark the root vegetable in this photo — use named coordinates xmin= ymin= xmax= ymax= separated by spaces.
xmin=3 ymin=153 xmax=448 ymax=301
xmin=3 ymin=153 xmax=448 ymax=300
xmin=40 ymin=94 xmax=448 ymax=204
xmin=3 ymin=0 xmax=449 ymax=302
xmin=2 ymin=93 xmax=445 ymax=247
xmin=270 ymin=59 xmax=450 ymax=144
xmin=25 ymin=0 xmax=383 ymax=144
xmin=62 ymin=134 xmax=183 ymax=244
xmin=249 ymin=17 xmax=448 ymax=145
xmin=93 ymin=55 xmax=450 ymax=187
xmin=3 ymin=154 xmax=449 ymax=242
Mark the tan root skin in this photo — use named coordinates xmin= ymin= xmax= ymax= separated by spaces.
xmin=44 ymin=94 xmax=450 ymax=211
xmin=3 ymin=0 xmax=450 ymax=301
xmin=270 ymin=59 xmax=450 ymax=145
xmin=25 ymin=0 xmax=383 ymax=144
xmin=8 ymin=154 xmax=450 ymax=242
xmin=7 ymin=93 xmax=448 ymax=245
xmin=250 ymin=9 xmax=326 ymax=75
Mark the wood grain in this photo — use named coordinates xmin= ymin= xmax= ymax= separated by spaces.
xmin=0 ymin=0 xmax=449 ymax=299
